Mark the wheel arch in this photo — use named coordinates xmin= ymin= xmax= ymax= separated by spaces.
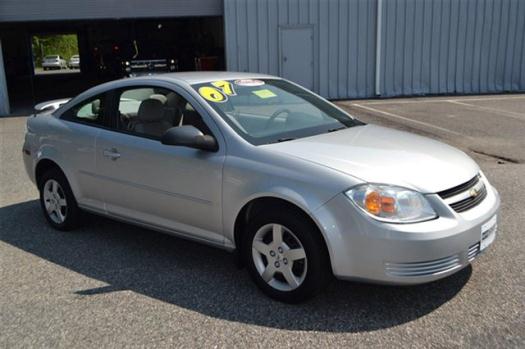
xmin=232 ymin=196 xmax=333 ymax=269
xmin=35 ymin=158 xmax=67 ymax=190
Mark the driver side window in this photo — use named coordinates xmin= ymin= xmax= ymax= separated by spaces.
xmin=116 ymin=86 xmax=211 ymax=139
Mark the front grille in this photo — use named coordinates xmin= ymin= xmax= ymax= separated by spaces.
xmin=438 ymin=175 xmax=480 ymax=199
xmin=449 ymin=186 xmax=487 ymax=212
xmin=385 ymin=254 xmax=462 ymax=277
xmin=438 ymin=175 xmax=487 ymax=213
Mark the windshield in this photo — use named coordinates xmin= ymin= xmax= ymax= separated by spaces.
xmin=192 ymin=79 xmax=362 ymax=145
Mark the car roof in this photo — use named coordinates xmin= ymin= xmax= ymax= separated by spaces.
xmin=55 ymin=71 xmax=283 ymax=116
xmin=145 ymin=71 xmax=279 ymax=85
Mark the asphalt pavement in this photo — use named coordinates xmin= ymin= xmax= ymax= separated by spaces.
xmin=1 ymin=94 xmax=524 ymax=348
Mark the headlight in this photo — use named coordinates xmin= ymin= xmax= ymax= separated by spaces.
xmin=345 ymin=184 xmax=437 ymax=223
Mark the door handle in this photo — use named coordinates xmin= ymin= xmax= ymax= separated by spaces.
xmin=103 ymin=148 xmax=121 ymax=161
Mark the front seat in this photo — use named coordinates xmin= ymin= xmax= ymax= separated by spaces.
xmin=165 ymin=92 xmax=186 ymax=126
xmin=133 ymin=99 xmax=172 ymax=138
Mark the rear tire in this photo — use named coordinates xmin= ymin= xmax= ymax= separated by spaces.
xmin=243 ymin=209 xmax=331 ymax=303
xmin=39 ymin=168 xmax=81 ymax=231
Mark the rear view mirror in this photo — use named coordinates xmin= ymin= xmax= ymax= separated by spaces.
xmin=161 ymin=125 xmax=218 ymax=152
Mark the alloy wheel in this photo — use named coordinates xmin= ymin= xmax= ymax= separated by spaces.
xmin=251 ymin=223 xmax=308 ymax=291
xmin=43 ymin=179 xmax=68 ymax=224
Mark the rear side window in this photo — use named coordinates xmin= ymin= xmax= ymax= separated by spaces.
xmin=62 ymin=94 xmax=106 ymax=126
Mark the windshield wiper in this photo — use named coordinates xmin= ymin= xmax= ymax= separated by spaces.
xmin=327 ymin=126 xmax=347 ymax=133
xmin=267 ymin=137 xmax=295 ymax=144
xmin=276 ymin=137 xmax=296 ymax=143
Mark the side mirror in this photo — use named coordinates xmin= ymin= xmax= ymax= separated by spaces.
xmin=161 ymin=125 xmax=218 ymax=152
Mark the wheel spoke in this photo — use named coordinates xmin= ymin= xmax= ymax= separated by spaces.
xmin=45 ymin=201 xmax=54 ymax=213
xmin=261 ymin=264 xmax=276 ymax=282
xmin=253 ymin=240 xmax=271 ymax=257
xmin=272 ymin=224 xmax=283 ymax=245
xmin=52 ymin=180 xmax=58 ymax=194
xmin=286 ymin=248 xmax=306 ymax=261
xmin=281 ymin=267 xmax=300 ymax=288
xmin=56 ymin=208 xmax=65 ymax=223
xmin=58 ymin=198 xmax=67 ymax=207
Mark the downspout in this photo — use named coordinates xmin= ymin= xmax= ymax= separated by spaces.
xmin=0 ymin=39 xmax=10 ymax=116
xmin=374 ymin=0 xmax=383 ymax=96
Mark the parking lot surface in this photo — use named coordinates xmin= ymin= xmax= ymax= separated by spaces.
xmin=1 ymin=94 xmax=524 ymax=348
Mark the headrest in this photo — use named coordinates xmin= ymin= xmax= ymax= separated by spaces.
xmin=166 ymin=92 xmax=186 ymax=108
xmin=149 ymin=94 xmax=167 ymax=104
xmin=91 ymin=99 xmax=100 ymax=114
xmin=137 ymin=99 xmax=164 ymax=123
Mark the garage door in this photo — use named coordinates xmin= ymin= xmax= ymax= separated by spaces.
xmin=0 ymin=0 xmax=222 ymax=22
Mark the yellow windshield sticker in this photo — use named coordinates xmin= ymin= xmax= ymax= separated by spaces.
xmin=211 ymin=80 xmax=236 ymax=96
xmin=252 ymin=89 xmax=277 ymax=99
xmin=198 ymin=86 xmax=227 ymax=103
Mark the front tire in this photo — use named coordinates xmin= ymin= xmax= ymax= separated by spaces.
xmin=243 ymin=209 xmax=331 ymax=303
xmin=39 ymin=168 xmax=81 ymax=231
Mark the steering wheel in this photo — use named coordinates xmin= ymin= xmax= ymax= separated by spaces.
xmin=265 ymin=108 xmax=291 ymax=129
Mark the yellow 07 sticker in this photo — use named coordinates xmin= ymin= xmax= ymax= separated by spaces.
xmin=211 ymin=80 xmax=236 ymax=96
xmin=198 ymin=86 xmax=227 ymax=103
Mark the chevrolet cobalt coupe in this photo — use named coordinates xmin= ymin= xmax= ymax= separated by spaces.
xmin=23 ymin=72 xmax=499 ymax=302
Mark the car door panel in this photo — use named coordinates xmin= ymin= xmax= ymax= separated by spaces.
xmin=96 ymin=130 xmax=225 ymax=243
xmin=94 ymin=84 xmax=226 ymax=244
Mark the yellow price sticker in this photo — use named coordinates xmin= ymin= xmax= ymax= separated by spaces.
xmin=211 ymin=80 xmax=236 ymax=96
xmin=198 ymin=86 xmax=227 ymax=103
xmin=252 ymin=89 xmax=277 ymax=99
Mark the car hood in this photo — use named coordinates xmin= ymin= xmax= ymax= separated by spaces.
xmin=262 ymin=124 xmax=479 ymax=193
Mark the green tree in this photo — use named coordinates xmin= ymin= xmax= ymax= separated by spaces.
xmin=32 ymin=34 xmax=79 ymax=67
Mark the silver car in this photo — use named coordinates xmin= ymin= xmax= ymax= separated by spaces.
xmin=23 ymin=72 xmax=500 ymax=302
xmin=68 ymin=55 xmax=80 ymax=69
xmin=42 ymin=55 xmax=67 ymax=70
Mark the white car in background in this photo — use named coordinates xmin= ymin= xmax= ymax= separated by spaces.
xmin=68 ymin=55 xmax=80 ymax=69
xmin=42 ymin=55 xmax=67 ymax=70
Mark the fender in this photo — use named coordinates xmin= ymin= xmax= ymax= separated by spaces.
xmin=226 ymin=187 xmax=337 ymax=248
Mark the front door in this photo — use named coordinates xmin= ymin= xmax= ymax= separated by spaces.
xmin=280 ymin=26 xmax=314 ymax=90
xmin=95 ymin=84 xmax=225 ymax=245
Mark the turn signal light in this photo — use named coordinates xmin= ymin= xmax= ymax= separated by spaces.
xmin=365 ymin=191 xmax=396 ymax=215
xmin=346 ymin=184 xmax=437 ymax=223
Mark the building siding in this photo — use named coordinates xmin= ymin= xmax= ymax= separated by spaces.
xmin=225 ymin=0 xmax=377 ymax=99
xmin=225 ymin=0 xmax=525 ymax=99
xmin=0 ymin=0 xmax=223 ymax=22
xmin=379 ymin=0 xmax=525 ymax=97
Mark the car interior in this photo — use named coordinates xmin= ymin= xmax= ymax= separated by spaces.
xmin=118 ymin=87 xmax=211 ymax=139
xmin=192 ymin=81 xmax=337 ymax=139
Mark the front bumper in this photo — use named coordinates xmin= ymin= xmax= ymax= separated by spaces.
xmin=314 ymin=178 xmax=500 ymax=285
